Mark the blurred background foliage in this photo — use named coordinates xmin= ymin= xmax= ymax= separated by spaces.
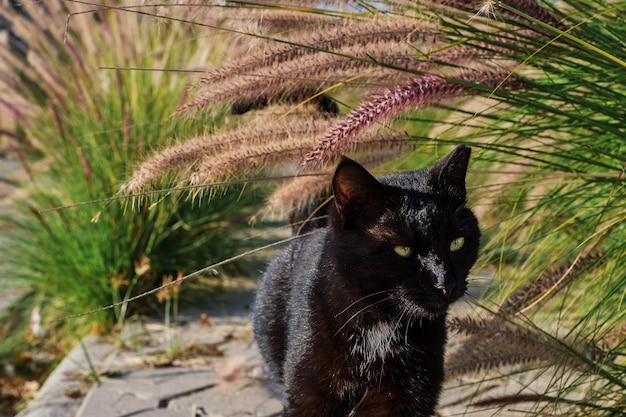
xmin=0 ymin=2 xmax=266 ymax=407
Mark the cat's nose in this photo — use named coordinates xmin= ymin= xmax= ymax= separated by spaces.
xmin=421 ymin=256 xmax=458 ymax=299
xmin=436 ymin=274 xmax=457 ymax=299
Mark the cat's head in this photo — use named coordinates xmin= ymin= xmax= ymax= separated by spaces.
xmin=328 ymin=145 xmax=480 ymax=317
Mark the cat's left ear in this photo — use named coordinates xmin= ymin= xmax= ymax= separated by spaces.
xmin=332 ymin=157 xmax=385 ymax=224
xmin=428 ymin=145 xmax=471 ymax=199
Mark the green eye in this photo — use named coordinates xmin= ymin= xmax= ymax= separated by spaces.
xmin=450 ymin=237 xmax=465 ymax=252
xmin=393 ymin=246 xmax=413 ymax=258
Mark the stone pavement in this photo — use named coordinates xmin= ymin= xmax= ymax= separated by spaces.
xmin=74 ymin=319 xmax=282 ymax=417
xmin=17 ymin=284 xmax=283 ymax=417
xmin=17 ymin=274 xmax=536 ymax=417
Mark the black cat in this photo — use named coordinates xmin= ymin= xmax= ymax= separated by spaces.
xmin=253 ymin=145 xmax=480 ymax=417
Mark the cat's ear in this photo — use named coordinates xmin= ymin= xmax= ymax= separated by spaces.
xmin=428 ymin=145 xmax=471 ymax=198
xmin=332 ymin=157 xmax=384 ymax=224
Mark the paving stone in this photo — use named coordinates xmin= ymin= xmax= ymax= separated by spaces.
xmin=77 ymin=383 xmax=193 ymax=417
xmin=16 ymin=336 xmax=115 ymax=417
xmin=168 ymin=377 xmax=283 ymax=417
xmin=75 ymin=380 xmax=156 ymax=417
xmin=23 ymin=288 xmax=288 ymax=417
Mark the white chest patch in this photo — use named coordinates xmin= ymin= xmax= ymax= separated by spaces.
xmin=351 ymin=321 xmax=399 ymax=375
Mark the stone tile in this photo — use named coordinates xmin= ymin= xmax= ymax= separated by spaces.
xmin=114 ymin=368 xmax=215 ymax=400
xmin=75 ymin=367 xmax=217 ymax=417
xmin=27 ymin=289 xmax=287 ymax=417
xmin=168 ymin=377 xmax=283 ymax=417
xmin=17 ymin=337 xmax=116 ymax=417
xmin=75 ymin=379 xmax=156 ymax=417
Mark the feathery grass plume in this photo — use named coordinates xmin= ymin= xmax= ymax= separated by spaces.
xmin=121 ymin=115 xmax=337 ymax=195
xmin=188 ymin=126 xmax=324 ymax=185
xmin=301 ymin=67 xmax=527 ymax=167
xmin=196 ymin=17 xmax=438 ymax=86
xmin=187 ymin=122 xmax=410 ymax=185
xmin=229 ymin=87 xmax=340 ymax=114
xmin=213 ymin=5 xmax=340 ymax=35
xmin=436 ymin=0 xmax=563 ymax=28
xmin=302 ymin=128 xmax=413 ymax=168
xmin=265 ymin=172 xmax=332 ymax=218
xmin=446 ymin=316 xmax=599 ymax=381
xmin=498 ymin=251 xmax=605 ymax=316
xmin=178 ymin=18 xmax=441 ymax=115
xmin=123 ymin=105 xmax=412 ymax=196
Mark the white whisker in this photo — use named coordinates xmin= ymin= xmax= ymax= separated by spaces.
xmin=334 ymin=297 xmax=391 ymax=337
xmin=334 ymin=289 xmax=395 ymax=318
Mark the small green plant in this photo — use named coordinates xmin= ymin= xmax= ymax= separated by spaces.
xmin=156 ymin=272 xmax=183 ymax=352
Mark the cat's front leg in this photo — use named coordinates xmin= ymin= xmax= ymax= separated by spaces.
xmin=347 ymin=386 xmax=437 ymax=417
xmin=282 ymin=394 xmax=352 ymax=417
xmin=281 ymin=378 xmax=354 ymax=417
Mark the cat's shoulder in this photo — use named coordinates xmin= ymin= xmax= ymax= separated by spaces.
xmin=263 ymin=228 xmax=327 ymax=280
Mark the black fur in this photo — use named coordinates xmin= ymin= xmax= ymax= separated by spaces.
xmin=230 ymin=90 xmax=338 ymax=115
xmin=254 ymin=145 xmax=480 ymax=417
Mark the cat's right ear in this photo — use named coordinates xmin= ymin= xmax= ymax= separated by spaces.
xmin=332 ymin=157 xmax=384 ymax=225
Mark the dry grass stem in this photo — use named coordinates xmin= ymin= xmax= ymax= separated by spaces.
xmin=498 ymin=251 xmax=605 ymax=316
xmin=446 ymin=317 xmax=596 ymax=381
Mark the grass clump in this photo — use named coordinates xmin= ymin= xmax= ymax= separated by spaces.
xmin=0 ymin=0 xmax=263 ymax=397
